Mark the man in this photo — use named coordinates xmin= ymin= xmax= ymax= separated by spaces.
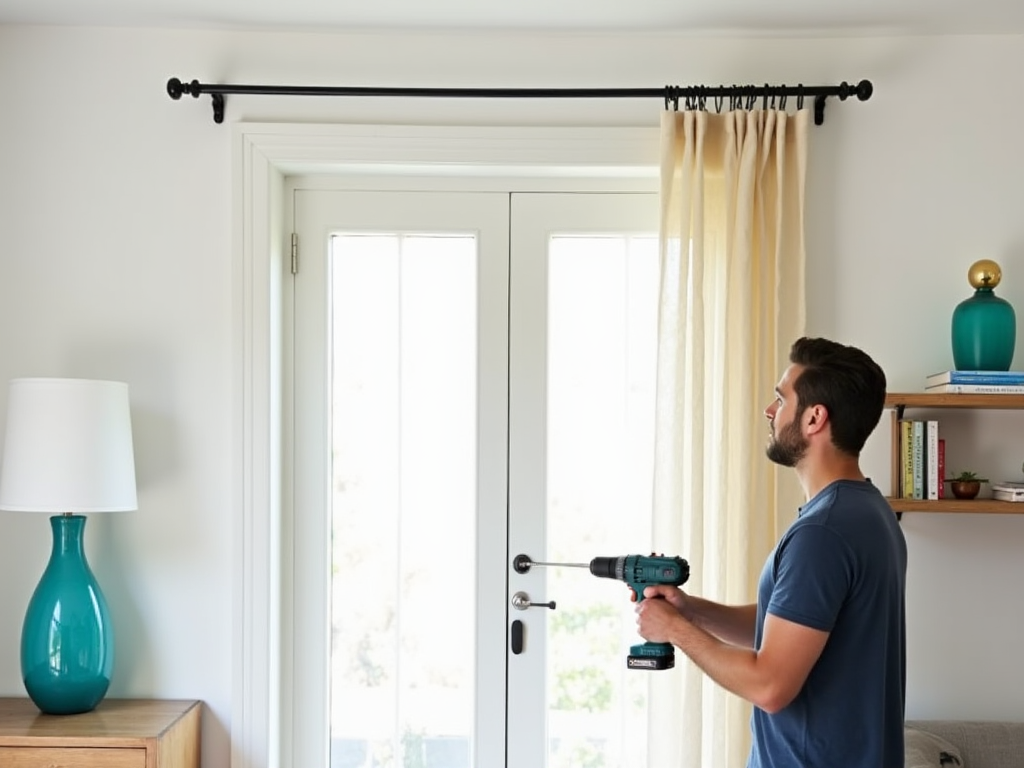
xmin=635 ymin=336 xmax=906 ymax=767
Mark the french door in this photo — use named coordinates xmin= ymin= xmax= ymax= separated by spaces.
xmin=288 ymin=186 xmax=659 ymax=768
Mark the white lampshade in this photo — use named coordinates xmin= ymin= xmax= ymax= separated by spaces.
xmin=0 ymin=378 xmax=137 ymax=513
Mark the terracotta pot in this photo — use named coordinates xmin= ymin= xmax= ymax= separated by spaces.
xmin=950 ymin=480 xmax=981 ymax=500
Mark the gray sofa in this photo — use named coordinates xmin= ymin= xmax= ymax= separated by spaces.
xmin=906 ymin=720 xmax=1024 ymax=768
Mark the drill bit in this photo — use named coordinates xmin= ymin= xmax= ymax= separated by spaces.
xmin=513 ymin=554 xmax=592 ymax=573
xmin=526 ymin=559 xmax=590 ymax=568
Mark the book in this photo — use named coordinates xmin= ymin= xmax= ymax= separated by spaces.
xmin=926 ymin=370 xmax=1024 ymax=387
xmin=925 ymin=420 xmax=939 ymax=500
xmin=993 ymin=489 xmax=1024 ymax=502
xmin=901 ymin=420 xmax=913 ymax=499
xmin=989 ymin=482 xmax=1024 ymax=502
xmin=925 ymin=383 xmax=1024 ymax=394
xmin=991 ymin=481 xmax=1024 ymax=493
xmin=937 ymin=438 xmax=945 ymax=499
xmin=911 ymin=420 xmax=924 ymax=500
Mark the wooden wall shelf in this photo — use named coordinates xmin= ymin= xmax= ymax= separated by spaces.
xmin=886 ymin=498 xmax=1024 ymax=514
xmin=885 ymin=392 xmax=1024 ymax=516
xmin=885 ymin=393 xmax=1024 ymax=411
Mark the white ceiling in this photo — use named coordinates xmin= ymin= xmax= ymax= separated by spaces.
xmin=1 ymin=0 xmax=1024 ymax=35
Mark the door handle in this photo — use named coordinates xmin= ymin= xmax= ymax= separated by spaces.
xmin=511 ymin=591 xmax=556 ymax=611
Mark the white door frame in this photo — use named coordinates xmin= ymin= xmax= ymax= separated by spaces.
xmin=231 ymin=122 xmax=659 ymax=768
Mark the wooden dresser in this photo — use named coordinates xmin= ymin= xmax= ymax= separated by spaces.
xmin=0 ymin=698 xmax=200 ymax=768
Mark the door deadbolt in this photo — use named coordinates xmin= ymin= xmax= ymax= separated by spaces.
xmin=511 ymin=591 xmax=556 ymax=611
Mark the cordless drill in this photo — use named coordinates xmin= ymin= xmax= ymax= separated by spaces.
xmin=589 ymin=554 xmax=690 ymax=670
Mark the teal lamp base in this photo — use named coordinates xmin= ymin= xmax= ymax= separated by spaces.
xmin=951 ymin=260 xmax=1017 ymax=371
xmin=21 ymin=515 xmax=113 ymax=715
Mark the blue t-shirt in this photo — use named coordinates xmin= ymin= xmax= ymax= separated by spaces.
xmin=747 ymin=479 xmax=907 ymax=768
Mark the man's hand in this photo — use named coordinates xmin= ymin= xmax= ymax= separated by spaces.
xmin=635 ymin=587 xmax=690 ymax=643
xmin=630 ymin=583 xmax=689 ymax=612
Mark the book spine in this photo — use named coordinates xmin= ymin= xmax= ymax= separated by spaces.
xmin=937 ymin=438 xmax=945 ymax=499
xmin=926 ymin=420 xmax=939 ymax=500
xmin=901 ymin=420 xmax=914 ymax=499
xmin=890 ymin=409 xmax=900 ymax=498
xmin=911 ymin=420 xmax=924 ymax=500
xmin=925 ymin=383 xmax=1024 ymax=394
xmin=927 ymin=372 xmax=1024 ymax=386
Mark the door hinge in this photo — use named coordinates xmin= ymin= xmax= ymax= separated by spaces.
xmin=290 ymin=232 xmax=299 ymax=275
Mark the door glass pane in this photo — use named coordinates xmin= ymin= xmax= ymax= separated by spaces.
xmin=546 ymin=235 xmax=659 ymax=768
xmin=330 ymin=233 xmax=477 ymax=768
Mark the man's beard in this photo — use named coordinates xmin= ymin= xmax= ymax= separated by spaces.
xmin=766 ymin=416 xmax=808 ymax=467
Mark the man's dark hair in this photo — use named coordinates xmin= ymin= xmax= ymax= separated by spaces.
xmin=788 ymin=337 xmax=887 ymax=456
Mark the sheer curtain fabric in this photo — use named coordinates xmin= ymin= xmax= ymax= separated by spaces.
xmin=648 ymin=107 xmax=810 ymax=768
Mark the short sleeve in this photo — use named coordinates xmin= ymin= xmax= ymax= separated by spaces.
xmin=766 ymin=523 xmax=854 ymax=632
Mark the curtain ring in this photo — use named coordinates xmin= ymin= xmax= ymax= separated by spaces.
xmin=762 ymin=84 xmax=769 ymax=111
xmin=665 ymin=85 xmax=680 ymax=112
xmin=797 ymin=84 xmax=804 ymax=110
xmin=715 ymin=89 xmax=724 ymax=113
xmin=698 ymin=85 xmax=707 ymax=112
xmin=780 ymin=91 xmax=788 ymax=110
xmin=770 ymin=89 xmax=777 ymax=110
xmin=747 ymin=86 xmax=757 ymax=111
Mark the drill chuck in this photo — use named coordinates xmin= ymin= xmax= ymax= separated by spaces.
xmin=589 ymin=556 xmax=626 ymax=580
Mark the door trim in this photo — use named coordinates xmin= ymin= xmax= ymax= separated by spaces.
xmin=232 ymin=122 xmax=659 ymax=768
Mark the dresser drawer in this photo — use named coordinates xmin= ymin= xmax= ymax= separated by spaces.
xmin=0 ymin=746 xmax=146 ymax=767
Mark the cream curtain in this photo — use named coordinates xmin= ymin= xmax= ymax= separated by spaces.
xmin=648 ymin=107 xmax=809 ymax=768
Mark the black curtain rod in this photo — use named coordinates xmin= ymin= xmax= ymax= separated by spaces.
xmin=166 ymin=77 xmax=872 ymax=126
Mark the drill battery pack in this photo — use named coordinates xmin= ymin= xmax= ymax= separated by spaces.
xmin=627 ymin=641 xmax=675 ymax=670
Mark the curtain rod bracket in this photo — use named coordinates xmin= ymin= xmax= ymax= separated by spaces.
xmin=814 ymin=95 xmax=827 ymax=126
xmin=212 ymin=94 xmax=225 ymax=124
xmin=168 ymin=78 xmax=225 ymax=123
xmin=812 ymin=80 xmax=873 ymax=126
xmin=166 ymin=77 xmax=873 ymax=126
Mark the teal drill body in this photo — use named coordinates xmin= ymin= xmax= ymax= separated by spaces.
xmin=589 ymin=554 xmax=690 ymax=670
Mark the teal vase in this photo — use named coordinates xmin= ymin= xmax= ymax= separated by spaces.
xmin=21 ymin=515 xmax=113 ymax=714
xmin=951 ymin=260 xmax=1016 ymax=371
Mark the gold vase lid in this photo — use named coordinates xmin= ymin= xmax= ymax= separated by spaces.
xmin=968 ymin=259 xmax=1002 ymax=289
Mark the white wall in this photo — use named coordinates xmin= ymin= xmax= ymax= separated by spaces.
xmin=1 ymin=25 xmax=1022 ymax=766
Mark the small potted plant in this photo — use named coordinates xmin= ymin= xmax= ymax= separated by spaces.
xmin=946 ymin=470 xmax=987 ymax=500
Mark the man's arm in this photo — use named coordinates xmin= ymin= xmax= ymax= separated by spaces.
xmin=636 ymin=596 xmax=828 ymax=713
xmin=638 ymin=584 xmax=756 ymax=648
xmin=680 ymin=593 xmax=758 ymax=648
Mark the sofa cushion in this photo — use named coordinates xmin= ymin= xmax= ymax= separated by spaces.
xmin=906 ymin=720 xmax=1024 ymax=768
xmin=905 ymin=726 xmax=963 ymax=768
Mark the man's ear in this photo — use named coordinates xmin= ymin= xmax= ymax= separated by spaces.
xmin=804 ymin=404 xmax=829 ymax=435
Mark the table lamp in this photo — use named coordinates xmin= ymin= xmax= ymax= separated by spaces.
xmin=0 ymin=378 xmax=137 ymax=715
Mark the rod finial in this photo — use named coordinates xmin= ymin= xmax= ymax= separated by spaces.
xmin=166 ymin=77 xmax=184 ymax=100
xmin=166 ymin=78 xmax=202 ymax=100
xmin=855 ymin=79 xmax=873 ymax=101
